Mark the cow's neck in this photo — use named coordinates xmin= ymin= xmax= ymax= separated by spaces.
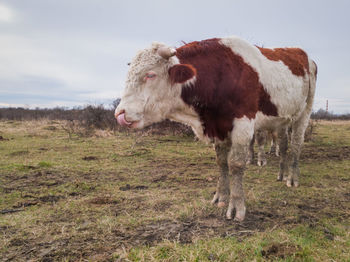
xmin=167 ymin=100 xmax=209 ymax=143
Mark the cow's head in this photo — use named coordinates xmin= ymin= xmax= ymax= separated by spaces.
xmin=115 ymin=43 xmax=196 ymax=128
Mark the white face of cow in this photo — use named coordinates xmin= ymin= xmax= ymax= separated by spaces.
xmin=115 ymin=42 xmax=195 ymax=129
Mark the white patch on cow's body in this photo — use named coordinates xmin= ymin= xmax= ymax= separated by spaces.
xmin=231 ymin=116 xmax=255 ymax=145
xmin=254 ymin=112 xmax=291 ymax=132
xmin=219 ymin=37 xmax=308 ymax=121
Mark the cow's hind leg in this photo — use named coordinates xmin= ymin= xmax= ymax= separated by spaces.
xmin=256 ymin=130 xmax=267 ymax=166
xmin=246 ymin=134 xmax=255 ymax=165
xmin=212 ymin=138 xmax=231 ymax=207
xmin=286 ymin=110 xmax=313 ymax=187
xmin=285 ymin=61 xmax=317 ymax=187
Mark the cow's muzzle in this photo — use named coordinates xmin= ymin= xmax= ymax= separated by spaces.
xmin=115 ymin=110 xmax=132 ymax=127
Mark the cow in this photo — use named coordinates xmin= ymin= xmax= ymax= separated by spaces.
xmin=115 ymin=36 xmax=317 ymax=221
xmin=247 ymin=129 xmax=280 ymax=167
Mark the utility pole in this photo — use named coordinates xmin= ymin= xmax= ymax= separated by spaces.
xmin=326 ymin=100 xmax=328 ymax=113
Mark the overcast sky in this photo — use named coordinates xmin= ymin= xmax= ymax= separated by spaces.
xmin=0 ymin=0 xmax=349 ymax=113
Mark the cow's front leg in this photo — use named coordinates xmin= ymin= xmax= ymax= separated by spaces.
xmin=212 ymin=139 xmax=231 ymax=206
xmin=277 ymin=127 xmax=288 ymax=181
xmin=226 ymin=118 xmax=254 ymax=221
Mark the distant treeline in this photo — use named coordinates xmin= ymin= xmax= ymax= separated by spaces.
xmin=1 ymin=105 xmax=349 ymax=121
xmin=0 ymin=101 xmax=193 ymax=136
xmin=0 ymin=99 xmax=121 ymax=123
xmin=0 ymin=105 xmax=116 ymax=129
xmin=311 ymin=109 xmax=350 ymax=120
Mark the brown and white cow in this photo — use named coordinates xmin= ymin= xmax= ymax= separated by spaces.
xmin=115 ymin=36 xmax=317 ymax=221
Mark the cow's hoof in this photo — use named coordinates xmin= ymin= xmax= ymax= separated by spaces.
xmin=226 ymin=207 xmax=246 ymax=221
xmin=257 ymin=159 xmax=267 ymax=167
xmin=286 ymin=177 xmax=299 ymax=187
xmin=234 ymin=214 xmax=245 ymax=222
xmin=277 ymin=173 xmax=284 ymax=181
xmin=234 ymin=206 xmax=246 ymax=221
xmin=211 ymin=193 xmax=228 ymax=206
xmin=217 ymin=201 xmax=226 ymax=208
xmin=226 ymin=210 xmax=233 ymax=220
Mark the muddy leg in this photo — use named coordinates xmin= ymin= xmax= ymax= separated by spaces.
xmin=211 ymin=139 xmax=231 ymax=206
xmin=256 ymin=130 xmax=267 ymax=166
xmin=226 ymin=146 xmax=247 ymax=221
xmin=277 ymin=127 xmax=288 ymax=181
xmin=225 ymin=119 xmax=253 ymax=221
xmin=285 ymin=60 xmax=316 ymax=187
xmin=286 ymin=113 xmax=311 ymax=187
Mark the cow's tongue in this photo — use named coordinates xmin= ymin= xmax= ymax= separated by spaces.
xmin=117 ymin=113 xmax=132 ymax=126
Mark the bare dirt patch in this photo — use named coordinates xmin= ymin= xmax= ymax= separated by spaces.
xmin=82 ymin=156 xmax=98 ymax=161
xmin=153 ymin=201 xmax=173 ymax=211
xmin=106 ymin=190 xmax=350 ymax=249
xmin=1 ymin=171 xmax=66 ymax=192
xmin=261 ymin=243 xmax=300 ymax=259
xmin=110 ymin=208 xmax=284 ymax=247
xmin=0 ymin=208 xmax=24 ymax=214
xmin=301 ymin=145 xmax=350 ymax=161
xmin=88 ymin=196 xmax=120 ymax=205
xmin=119 ymin=184 xmax=149 ymax=191
xmin=0 ymin=135 xmax=9 ymax=141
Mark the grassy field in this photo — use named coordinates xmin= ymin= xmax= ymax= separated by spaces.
xmin=1 ymin=120 xmax=350 ymax=261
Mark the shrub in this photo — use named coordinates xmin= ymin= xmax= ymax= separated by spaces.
xmin=0 ymin=101 xmax=194 ymax=137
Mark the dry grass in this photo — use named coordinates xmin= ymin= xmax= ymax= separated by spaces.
xmin=1 ymin=120 xmax=350 ymax=261
xmin=318 ymin=119 xmax=350 ymax=125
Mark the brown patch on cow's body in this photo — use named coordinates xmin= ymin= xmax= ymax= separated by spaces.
xmin=257 ymin=47 xmax=309 ymax=76
xmin=174 ymin=38 xmax=277 ymax=140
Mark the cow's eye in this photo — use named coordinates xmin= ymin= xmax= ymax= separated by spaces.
xmin=143 ymin=72 xmax=157 ymax=82
xmin=146 ymin=73 xmax=156 ymax=79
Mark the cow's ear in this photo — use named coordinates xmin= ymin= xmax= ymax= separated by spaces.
xmin=168 ymin=64 xmax=196 ymax=84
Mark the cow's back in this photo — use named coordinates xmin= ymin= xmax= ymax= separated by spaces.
xmin=175 ymin=36 xmax=315 ymax=139
xmin=220 ymin=36 xmax=312 ymax=121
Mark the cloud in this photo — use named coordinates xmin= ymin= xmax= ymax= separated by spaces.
xmin=0 ymin=0 xmax=349 ymax=113
xmin=0 ymin=3 xmax=14 ymax=23
xmin=0 ymin=33 xmax=134 ymax=105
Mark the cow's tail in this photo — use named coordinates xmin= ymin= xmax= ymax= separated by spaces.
xmin=305 ymin=59 xmax=317 ymax=114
